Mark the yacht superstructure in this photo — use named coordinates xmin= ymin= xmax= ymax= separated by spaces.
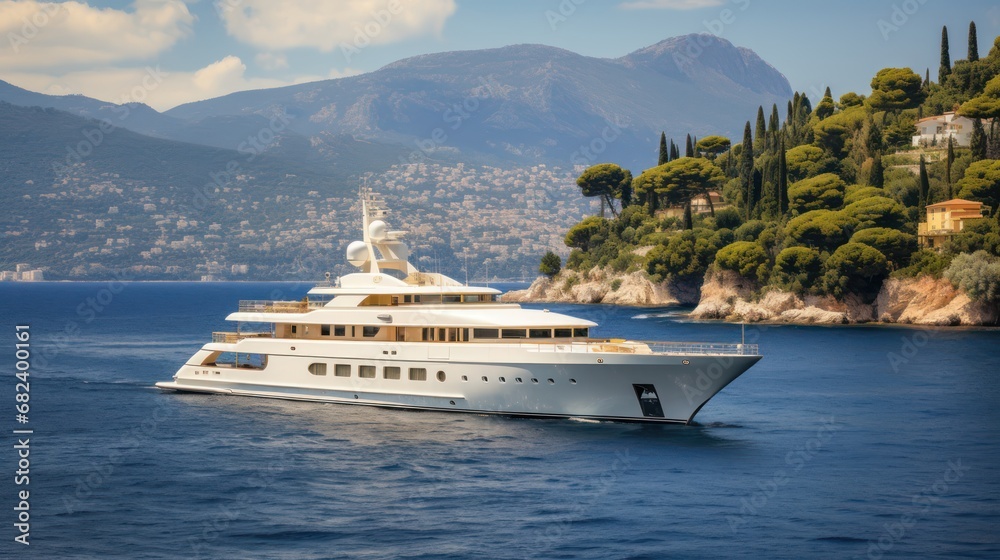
xmin=156 ymin=190 xmax=761 ymax=423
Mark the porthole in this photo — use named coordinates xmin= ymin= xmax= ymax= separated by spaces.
xmin=482 ymin=376 xmax=488 ymax=382
xmin=437 ymin=370 xmax=446 ymax=382
xmin=499 ymin=377 xmax=506 ymax=383
xmin=515 ymin=377 xmax=523 ymax=383
xmin=547 ymin=378 xmax=555 ymax=385
xmin=462 ymin=375 xmax=468 ymax=382
xmin=531 ymin=378 xmax=539 ymax=384
xmin=570 ymin=379 xmax=577 ymax=384
xmin=449 ymin=400 xmax=456 ymax=405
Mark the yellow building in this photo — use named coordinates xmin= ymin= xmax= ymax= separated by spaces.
xmin=917 ymin=199 xmax=990 ymax=250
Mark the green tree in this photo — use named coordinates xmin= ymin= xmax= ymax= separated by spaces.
xmin=869 ymin=154 xmax=885 ymax=189
xmin=815 ymin=93 xmax=835 ymax=120
xmin=956 ymin=159 xmax=1000 ymax=214
xmin=784 ymin=210 xmax=857 ymax=252
xmin=685 ymin=134 xmax=694 ymax=158
xmin=843 ymin=186 xmax=886 ymax=206
xmin=740 ymin=121 xmax=754 ymax=218
xmin=576 ymin=163 xmax=633 ymax=218
xmin=940 ymin=25 xmax=951 ymax=84
xmin=658 ymin=132 xmax=668 ymax=165
xmin=785 ymin=144 xmax=837 ymax=182
xmin=670 ymin=140 xmax=679 ymax=161
xmin=564 ymin=216 xmax=608 ymax=252
xmin=788 ymin=173 xmax=846 ymax=213
xmin=633 ymin=158 xmax=726 ymax=222
xmin=968 ymin=21 xmax=979 ymax=62
xmin=772 ymin=246 xmax=823 ymax=293
xmin=944 ymin=250 xmax=1000 ymax=302
xmin=754 ymin=106 xmax=766 ymax=153
xmin=822 ymin=242 xmax=889 ymax=300
xmin=842 ymin=196 xmax=909 ymax=230
xmin=868 ymin=68 xmax=926 ymax=111
xmin=971 ymin=118 xmax=987 ymax=161
xmin=849 ymin=228 xmax=917 ymax=267
xmin=715 ymin=241 xmax=769 ymax=283
xmin=958 ymin=74 xmax=1000 ymax=120
xmin=918 ymin=155 xmax=931 ymax=211
xmin=778 ymin=138 xmax=789 ymax=215
xmin=839 ymin=92 xmax=865 ymax=109
xmin=813 ymin=105 xmax=867 ymax=158
xmin=539 ymin=251 xmax=561 ymax=278
xmin=645 ymin=229 xmax=726 ymax=282
xmin=696 ymin=135 xmax=731 ymax=159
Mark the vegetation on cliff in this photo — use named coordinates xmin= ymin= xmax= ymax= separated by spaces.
xmin=545 ymin=24 xmax=1000 ymax=309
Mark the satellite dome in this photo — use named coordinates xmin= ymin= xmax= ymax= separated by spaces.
xmin=346 ymin=240 xmax=369 ymax=267
xmin=368 ymin=220 xmax=387 ymax=241
xmin=391 ymin=242 xmax=409 ymax=262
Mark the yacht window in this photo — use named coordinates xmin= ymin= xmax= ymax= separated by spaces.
xmin=499 ymin=377 xmax=506 ymax=383
xmin=462 ymin=328 xmax=469 ymax=342
xmin=482 ymin=376 xmax=488 ymax=382
xmin=359 ymin=365 xmax=376 ymax=378
xmin=413 ymin=295 xmax=420 ymax=303
xmin=529 ymin=329 xmax=552 ymax=339
xmin=548 ymin=378 xmax=555 ymax=384
xmin=436 ymin=371 xmax=446 ymax=382
xmin=473 ymin=328 xmax=499 ymax=339
xmin=335 ymin=325 xmax=345 ymax=336
xmin=384 ymin=366 xmax=401 ymax=380
xmin=531 ymin=378 xmax=539 ymax=384
xmin=391 ymin=297 xmax=399 ymax=306
xmin=422 ymin=295 xmax=442 ymax=304
xmin=404 ymin=295 xmax=412 ymax=303
xmin=321 ymin=325 xmax=330 ymax=336
xmin=573 ymin=328 xmax=589 ymax=338
xmin=422 ymin=328 xmax=433 ymax=341
xmin=290 ymin=325 xmax=297 ymax=334
xmin=409 ymin=368 xmax=427 ymax=381
xmin=443 ymin=295 xmax=461 ymax=303
xmin=213 ymin=352 xmax=267 ymax=370
xmin=554 ymin=328 xmax=572 ymax=338
xmin=351 ymin=326 xmax=356 ymax=337
xmin=461 ymin=375 xmax=468 ymax=381
xmin=438 ymin=328 xmax=446 ymax=341
xmin=515 ymin=377 xmax=523 ymax=383
xmin=335 ymin=364 xmax=351 ymax=377
xmin=308 ymin=363 xmax=327 ymax=376
xmin=502 ymin=329 xmax=526 ymax=339
xmin=363 ymin=326 xmax=380 ymax=338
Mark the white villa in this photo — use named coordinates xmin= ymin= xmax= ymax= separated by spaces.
xmin=912 ymin=112 xmax=974 ymax=147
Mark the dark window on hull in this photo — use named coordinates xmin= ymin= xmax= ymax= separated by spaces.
xmin=633 ymin=384 xmax=665 ymax=418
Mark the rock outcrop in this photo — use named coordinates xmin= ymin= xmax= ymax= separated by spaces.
xmin=502 ymin=267 xmax=699 ymax=306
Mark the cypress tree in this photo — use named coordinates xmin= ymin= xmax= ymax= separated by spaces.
xmin=918 ymin=155 xmax=930 ymax=211
xmin=870 ymin=154 xmax=884 ymax=189
xmin=692 ymin=135 xmax=698 ymax=156
xmin=670 ymin=141 xmax=679 ymax=161
xmin=778 ymin=137 xmax=788 ymax=215
xmin=940 ymin=26 xmax=951 ymax=84
xmin=970 ymin=118 xmax=987 ymax=161
xmin=685 ymin=134 xmax=694 ymax=158
xmin=824 ymin=86 xmax=832 ymax=99
xmin=754 ymin=106 xmax=766 ymax=153
xmin=740 ymin=121 xmax=754 ymax=219
xmin=682 ymin=201 xmax=693 ymax=230
xmin=786 ymin=100 xmax=794 ymax=125
xmin=990 ymin=118 xmax=1000 ymax=160
xmin=968 ymin=21 xmax=979 ymax=62
xmin=924 ymin=68 xmax=930 ymax=89
xmin=946 ymin=136 xmax=954 ymax=199
xmin=799 ymin=94 xmax=812 ymax=116
xmin=751 ymin=169 xmax=762 ymax=220
xmin=658 ymin=132 xmax=668 ymax=165
xmin=768 ymin=104 xmax=780 ymax=151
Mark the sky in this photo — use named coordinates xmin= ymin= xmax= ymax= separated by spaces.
xmin=1 ymin=0 xmax=999 ymax=111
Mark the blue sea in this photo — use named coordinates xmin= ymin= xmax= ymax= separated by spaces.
xmin=1 ymin=281 xmax=998 ymax=559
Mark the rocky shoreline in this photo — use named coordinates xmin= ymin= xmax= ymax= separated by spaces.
xmin=502 ymin=268 xmax=999 ymax=326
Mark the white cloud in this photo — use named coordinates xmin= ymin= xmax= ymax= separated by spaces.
xmin=2 ymin=56 xmax=345 ymax=111
xmin=255 ymin=52 xmax=289 ymax=70
xmin=218 ymin=0 xmax=456 ymax=52
xmin=620 ymin=0 xmax=725 ymax=9
xmin=0 ymin=0 xmax=193 ymax=70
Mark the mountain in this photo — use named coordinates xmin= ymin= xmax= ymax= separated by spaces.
xmin=165 ymin=34 xmax=791 ymax=169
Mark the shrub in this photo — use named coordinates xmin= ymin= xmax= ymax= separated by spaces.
xmin=645 ymin=228 xmax=725 ymax=282
xmin=610 ymin=278 xmax=623 ymax=291
xmin=944 ymin=251 xmax=1000 ymax=303
xmin=734 ymin=220 xmax=767 ymax=242
xmin=539 ymin=251 xmax=561 ymax=278
xmin=714 ymin=207 xmax=743 ymax=230
xmin=849 ymin=228 xmax=917 ymax=266
xmin=893 ymin=250 xmax=952 ymax=278
xmin=714 ymin=241 xmax=770 ymax=283
xmin=822 ymin=242 xmax=889 ymax=300
xmin=956 ymin=159 xmax=1000 ymax=212
xmin=788 ymin=173 xmax=846 ymax=213
xmin=564 ymin=216 xmax=609 ymax=252
xmin=772 ymin=246 xmax=824 ymax=293
xmin=785 ymin=145 xmax=838 ymax=182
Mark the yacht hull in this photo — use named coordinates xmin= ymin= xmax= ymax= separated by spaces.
xmin=155 ymin=339 xmax=760 ymax=424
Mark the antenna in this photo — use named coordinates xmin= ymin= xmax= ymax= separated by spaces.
xmin=464 ymin=251 xmax=469 ymax=286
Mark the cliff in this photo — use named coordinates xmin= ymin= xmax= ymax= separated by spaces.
xmin=690 ymin=270 xmax=999 ymax=326
xmin=505 ymin=268 xmax=999 ymax=326
xmin=502 ymin=267 xmax=700 ymax=306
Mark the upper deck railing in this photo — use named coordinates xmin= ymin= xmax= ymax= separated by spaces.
xmin=238 ymin=300 xmax=310 ymax=313
xmin=523 ymin=340 xmax=758 ymax=356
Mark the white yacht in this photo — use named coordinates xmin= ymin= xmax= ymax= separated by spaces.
xmin=156 ymin=190 xmax=761 ymax=423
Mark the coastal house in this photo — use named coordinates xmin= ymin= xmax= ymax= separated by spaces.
xmin=917 ymin=198 xmax=990 ymax=250
xmin=912 ymin=112 xmax=974 ymax=147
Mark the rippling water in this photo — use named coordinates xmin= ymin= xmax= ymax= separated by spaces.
xmin=1 ymin=282 xmax=998 ymax=559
